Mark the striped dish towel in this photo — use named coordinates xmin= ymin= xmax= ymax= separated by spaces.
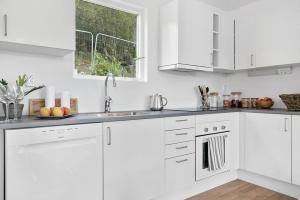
xmin=208 ymin=135 xmax=226 ymax=171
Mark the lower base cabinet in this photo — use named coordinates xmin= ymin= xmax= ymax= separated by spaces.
xmin=165 ymin=153 xmax=195 ymax=192
xmin=103 ymin=119 xmax=164 ymax=200
xmin=292 ymin=116 xmax=300 ymax=186
xmin=244 ymin=113 xmax=292 ymax=183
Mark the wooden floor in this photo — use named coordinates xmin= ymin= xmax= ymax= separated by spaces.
xmin=186 ymin=180 xmax=296 ymax=200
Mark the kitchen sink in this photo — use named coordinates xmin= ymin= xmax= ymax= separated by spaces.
xmin=94 ymin=111 xmax=159 ymax=118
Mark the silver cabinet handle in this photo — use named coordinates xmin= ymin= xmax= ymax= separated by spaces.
xmin=250 ymin=54 xmax=254 ymax=66
xmin=106 ymin=127 xmax=111 ymax=145
xmin=175 ymin=119 xmax=188 ymax=122
xmin=175 ymin=146 xmax=188 ymax=150
xmin=4 ymin=14 xmax=7 ymax=36
xmin=211 ymin=52 xmax=214 ymax=66
xmin=175 ymin=133 xmax=188 ymax=136
xmin=284 ymin=118 xmax=288 ymax=132
xmin=176 ymin=159 xmax=188 ymax=163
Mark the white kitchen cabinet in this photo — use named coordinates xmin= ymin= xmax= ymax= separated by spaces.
xmin=0 ymin=0 xmax=75 ymax=56
xmin=103 ymin=119 xmax=164 ymax=200
xmin=234 ymin=5 xmax=256 ymax=70
xmin=254 ymin=0 xmax=300 ymax=68
xmin=164 ymin=116 xmax=196 ymax=192
xmin=243 ymin=113 xmax=292 ymax=183
xmin=159 ymin=0 xmax=214 ymax=71
xmin=165 ymin=153 xmax=195 ymax=191
xmin=159 ymin=0 xmax=234 ymax=72
xmin=292 ymin=116 xmax=300 ymax=186
xmin=234 ymin=0 xmax=300 ymax=69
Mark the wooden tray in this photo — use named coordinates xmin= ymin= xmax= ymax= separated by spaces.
xmin=29 ymin=98 xmax=78 ymax=116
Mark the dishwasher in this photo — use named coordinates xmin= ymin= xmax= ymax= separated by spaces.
xmin=4 ymin=123 xmax=103 ymax=200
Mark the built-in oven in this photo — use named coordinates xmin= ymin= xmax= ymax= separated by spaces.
xmin=195 ymin=121 xmax=232 ymax=181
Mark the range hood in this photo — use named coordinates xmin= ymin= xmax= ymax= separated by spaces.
xmin=159 ymin=63 xmax=213 ymax=72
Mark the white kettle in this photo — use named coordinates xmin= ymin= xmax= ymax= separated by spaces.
xmin=149 ymin=94 xmax=168 ymax=111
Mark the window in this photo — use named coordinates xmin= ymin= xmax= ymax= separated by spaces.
xmin=75 ymin=0 xmax=146 ymax=81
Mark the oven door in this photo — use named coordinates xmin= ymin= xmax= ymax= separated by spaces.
xmin=195 ymin=132 xmax=231 ymax=181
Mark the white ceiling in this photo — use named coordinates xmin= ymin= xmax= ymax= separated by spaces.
xmin=198 ymin=0 xmax=261 ymax=10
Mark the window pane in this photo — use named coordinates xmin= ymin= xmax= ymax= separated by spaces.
xmin=75 ymin=0 xmax=138 ymax=78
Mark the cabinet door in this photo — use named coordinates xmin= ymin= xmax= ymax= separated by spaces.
xmin=0 ymin=0 xmax=7 ymax=40
xmin=0 ymin=0 xmax=75 ymax=50
xmin=103 ymin=119 xmax=164 ymax=200
xmin=178 ymin=0 xmax=213 ymax=68
xmin=255 ymin=0 xmax=300 ymax=67
xmin=165 ymin=154 xmax=195 ymax=192
xmin=244 ymin=113 xmax=291 ymax=183
xmin=234 ymin=7 xmax=256 ymax=70
xmin=292 ymin=116 xmax=300 ymax=186
xmin=218 ymin=11 xmax=234 ymax=70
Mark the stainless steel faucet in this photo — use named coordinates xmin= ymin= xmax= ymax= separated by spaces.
xmin=104 ymin=73 xmax=117 ymax=113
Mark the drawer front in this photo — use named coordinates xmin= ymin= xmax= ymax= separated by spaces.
xmin=165 ymin=154 xmax=195 ymax=192
xmin=164 ymin=116 xmax=195 ymax=130
xmin=165 ymin=141 xmax=195 ymax=159
xmin=165 ymin=128 xmax=195 ymax=145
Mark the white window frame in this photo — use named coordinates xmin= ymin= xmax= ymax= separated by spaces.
xmin=73 ymin=0 xmax=148 ymax=82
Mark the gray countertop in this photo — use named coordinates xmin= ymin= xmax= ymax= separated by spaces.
xmin=0 ymin=108 xmax=299 ymax=130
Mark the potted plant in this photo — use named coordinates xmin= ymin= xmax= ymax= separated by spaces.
xmin=0 ymin=75 xmax=45 ymax=119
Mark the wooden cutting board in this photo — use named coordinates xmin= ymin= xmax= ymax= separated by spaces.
xmin=29 ymin=98 xmax=78 ymax=116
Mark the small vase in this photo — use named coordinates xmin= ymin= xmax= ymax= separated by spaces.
xmin=2 ymin=103 xmax=24 ymax=119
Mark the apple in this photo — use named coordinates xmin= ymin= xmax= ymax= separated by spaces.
xmin=40 ymin=107 xmax=51 ymax=117
xmin=52 ymin=107 xmax=64 ymax=117
xmin=63 ymin=107 xmax=71 ymax=116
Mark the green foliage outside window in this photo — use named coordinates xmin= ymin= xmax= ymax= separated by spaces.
xmin=75 ymin=0 xmax=138 ymax=78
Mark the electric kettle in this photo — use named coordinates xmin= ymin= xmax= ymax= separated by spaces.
xmin=149 ymin=94 xmax=168 ymax=111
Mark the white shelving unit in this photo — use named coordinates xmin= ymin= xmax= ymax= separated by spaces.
xmin=213 ymin=14 xmax=219 ymax=67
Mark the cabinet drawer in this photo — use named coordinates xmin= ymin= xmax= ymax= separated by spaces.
xmin=165 ymin=141 xmax=195 ymax=159
xmin=165 ymin=128 xmax=195 ymax=144
xmin=164 ymin=116 xmax=195 ymax=130
xmin=165 ymin=154 xmax=195 ymax=192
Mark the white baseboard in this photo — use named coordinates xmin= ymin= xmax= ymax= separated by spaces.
xmin=156 ymin=170 xmax=238 ymax=200
xmin=237 ymin=169 xmax=300 ymax=199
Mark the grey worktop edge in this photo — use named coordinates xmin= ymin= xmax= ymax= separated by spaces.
xmin=1 ymin=108 xmax=300 ymax=130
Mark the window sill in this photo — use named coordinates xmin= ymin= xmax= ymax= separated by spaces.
xmin=73 ymin=73 xmax=147 ymax=82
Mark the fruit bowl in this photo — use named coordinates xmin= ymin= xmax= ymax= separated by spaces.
xmin=257 ymin=98 xmax=274 ymax=109
xmin=36 ymin=114 xmax=73 ymax=120
xmin=38 ymin=107 xmax=73 ymax=119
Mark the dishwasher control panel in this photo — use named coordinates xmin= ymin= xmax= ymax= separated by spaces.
xmin=5 ymin=123 xmax=102 ymax=146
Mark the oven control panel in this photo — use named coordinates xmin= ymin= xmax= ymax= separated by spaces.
xmin=196 ymin=121 xmax=230 ymax=136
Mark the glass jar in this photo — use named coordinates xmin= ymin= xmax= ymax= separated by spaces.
xmin=251 ymin=98 xmax=259 ymax=108
xmin=242 ymin=98 xmax=250 ymax=108
xmin=231 ymin=92 xmax=242 ymax=108
xmin=223 ymin=95 xmax=231 ymax=108
xmin=209 ymin=92 xmax=219 ymax=108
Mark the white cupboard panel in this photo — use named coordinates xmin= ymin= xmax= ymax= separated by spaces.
xmin=292 ymin=116 xmax=300 ymax=186
xmin=103 ymin=119 xmax=164 ymax=200
xmin=244 ymin=113 xmax=291 ymax=183
xmin=165 ymin=153 xmax=195 ymax=192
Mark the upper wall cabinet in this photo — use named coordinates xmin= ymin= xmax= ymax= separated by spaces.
xmin=0 ymin=0 xmax=75 ymax=56
xmin=234 ymin=6 xmax=256 ymax=70
xmin=159 ymin=0 xmax=234 ymax=72
xmin=234 ymin=0 xmax=300 ymax=70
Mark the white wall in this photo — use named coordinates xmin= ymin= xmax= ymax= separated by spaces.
xmin=0 ymin=0 xmax=227 ymax=115
xmin=226 ymin=65 xmax=300 ymax=108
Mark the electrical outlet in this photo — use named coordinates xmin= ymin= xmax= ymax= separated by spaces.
xmin=278 ymin=68 xmax=292 ymax=75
